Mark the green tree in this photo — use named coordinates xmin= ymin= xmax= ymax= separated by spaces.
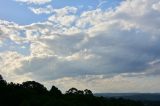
xmin=49 ymin=85 xmax=62 ymax=96
xmin=22 ymin=81 xmax=47 ymax=94
xmin=84 ymin=89 xmax=93 ymax=96
xmin=66 ymin=87 xmax=78 ymax=95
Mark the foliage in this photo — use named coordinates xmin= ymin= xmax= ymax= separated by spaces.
xmin=0 ymin=74 xmax=144 ymax=106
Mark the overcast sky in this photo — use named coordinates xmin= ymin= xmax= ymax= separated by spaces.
xmin=0 ymin=0 xmax=160 ymax=93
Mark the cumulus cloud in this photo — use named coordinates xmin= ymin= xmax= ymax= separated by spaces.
xmin=15 ymin=0 xmax=52 ymax=5
xmin=0 ymin=51 xmax=33 ymax=83
xmin=1 ymin=0 xmax=160 ymax=92
xmin=29 ymin=5 xmax=78 ymax=15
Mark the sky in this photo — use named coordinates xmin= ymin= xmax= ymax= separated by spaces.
xmin=0 ymin=0 xmax=160 ymax=93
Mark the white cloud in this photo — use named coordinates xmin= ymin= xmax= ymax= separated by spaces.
xmin=53 ymin=6 xmax=78 ymax=16
xmin=29 ymin=5 xmax=53 ymax=14
xmin=152 ymin=1 xmax=160 ymax=11
xmin=0 ymin=51 xmax=33 ymax=83
xmin=48 ymin=15 xmax=77 ymax=27
xmin=1 ymin=0 xmax=160 ymax=92
xmin=30 ymin=6 xmax=78 ymax=26
xmin=15 ymin=0 xmax=51 ymax=5
xmin=30 ymin=6 xmax=78 ymax=15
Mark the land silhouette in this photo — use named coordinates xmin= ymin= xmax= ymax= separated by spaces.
xmin=0 ymin=74 xmax=144 ymax=106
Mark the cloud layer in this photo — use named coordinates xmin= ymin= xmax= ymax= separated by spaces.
xmin=0 ymin=0 xmax=160 ymax=92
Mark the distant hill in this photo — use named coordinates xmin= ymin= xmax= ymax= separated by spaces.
xmin=95 ymin=93 xmax=160 ymax=106
xmin=94 ymin=93 xmax=160 ymax=101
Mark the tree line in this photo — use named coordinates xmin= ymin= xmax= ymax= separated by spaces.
xmin=0 ymin=75 xmax=144 ymax=106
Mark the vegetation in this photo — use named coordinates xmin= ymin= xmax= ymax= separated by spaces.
xmin=0 ymin=75 xmax=144 ymax=106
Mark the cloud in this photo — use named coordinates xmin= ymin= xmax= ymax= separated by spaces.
xmin=152 ymin=1 xmax=160 ymax=11
xmin=15 ymin=0 xmax=52 ymax=5
xmin=1 ymin=0 xmax=160 ymax=92
xmin=97 ymin=0 xmax=108 ymax=8
xmin=44 ymin=75 xmax=160 ymax=93
xmin=0 ymin=51 xmax=33 ymax=83
xmin=29 ymin=5 xmax=53 ymax=14
xmin=29 ymin=5 xmax=78 ymax=15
